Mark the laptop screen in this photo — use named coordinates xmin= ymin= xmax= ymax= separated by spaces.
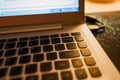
xmin=0 ymin=0 xmax=79 ymax=17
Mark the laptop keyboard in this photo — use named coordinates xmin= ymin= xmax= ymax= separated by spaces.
xmin=0 ymin=32 xmax=101 ymax=80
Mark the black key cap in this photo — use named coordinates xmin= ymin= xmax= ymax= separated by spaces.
xmin=88 ymin=67 xmax=102 ymax=77
xmin=19 ymin=55 xmax=31 ymax=64
xmin=75 ymin=36 xmax=84 ymax=42
xmin=40 ymin=35 xmax=49 ymax=39
xmin=66 ymin=43 xmax=77 ymax=49
xmin=62 ymin=37 xmax=74 ymax=43
xmin=0 ymin=68 xmax=7 ymax=77
xmin=51 ymin=38 xmax=61 ymax=44
xmin=10 ymin=77 xmax=22 ymax=80
xmin=0 ymin=50 xmax=4 ymax=57
xmin=40 ymin=62 xmax=52 ymax=72
xmin=25 ymin=64 xmax=37 ymax=74
xmin=42 ymin=72 xmax=58 ymax=80
xmin=5 ymin=42 xmax=16 ymax=49
xmin=5 ymin=49 xmax=16 ymax=57
xmin=0 ymin=39 xmax=6 ymax=43
xmin=17 ymin=41 xmax=27 ymax=47
xmin=77 ymin=42 xmax=87 ymax=48
xmin=71 ymin=32 xmax=81 ymax=36
xmin=61 ymin=33 xmax=69 ymax=37
xmin=8 ymin=38 xmax=17 ymax=42
xmin=18 ymin=47 xmax=29 ymax=55
xmin=47 ymin=52 xmax=57 ymax=60
xmin=55 ymin=60 xmax=70 ymax=70
xmin=55 ymin=44 xmax=65 ymax=51
xmin=50 ymin=34 xmax=59 ymax=38
xmin=84 ymin=57 xmax=96 ymax=66
xmin=43 ymin=45 xmax=53 ymax=52
xmin=59 ymin=50 xmax=80 ymax=59
xmin=29 ymin=40 xmax=39 ymax=46
xmin=40 ymin=39 xmax=50 ymax=45
xmin=61 ymin=71 xmax=73 ymax=80
xmin=31 ymin=46 xmax=41 ymax=53
xmin=0 ymin=59 xmax=3 ymax=66
xmin=10 ymin=66 xmax=23 ymax=76
xmin=30 ymin=36 xmax=39 ymax=40
xmin=0 ymin=44 xmax=4 ymax=49
xmin=75 ymin=69 xmax=87 ymax=79
xmin=72 ymin=59 xmax=83 ymax=67
xmin=19 ymin=37 xmax=29 ymax=41
xmin=5 ymin=57 xmax=17 ymax=66
xmin=33 ymin=54 xmax=44 ymax=62
xmin=80 ymin=49 xmax=91 ymax=56
xmin=26 ymin=75 xmax=38 ymax=80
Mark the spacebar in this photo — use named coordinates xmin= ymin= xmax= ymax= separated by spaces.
xmin=59 ymin=50 xmax=80 ymax=58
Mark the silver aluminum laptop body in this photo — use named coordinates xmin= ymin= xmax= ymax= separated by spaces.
xmin=0 ymin=0 xmax=120 ymax=80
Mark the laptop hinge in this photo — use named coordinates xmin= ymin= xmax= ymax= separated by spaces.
xmin=0 ymin=23 xmax=62 ymax=34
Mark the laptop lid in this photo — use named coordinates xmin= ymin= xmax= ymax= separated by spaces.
xmin=0 ymin=0 xmax=84 ymax=34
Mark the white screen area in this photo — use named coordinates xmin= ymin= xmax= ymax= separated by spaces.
xmin=0 ymin=0 xmax=79 ymax=17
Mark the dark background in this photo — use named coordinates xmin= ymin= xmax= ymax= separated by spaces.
xmin=87 ymin=11 xmax=120 ymax=72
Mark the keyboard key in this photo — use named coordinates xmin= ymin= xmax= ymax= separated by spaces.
xmin=40 ymin=62 xmax=52 ymax=72
xmin=62 ymin=37 xmax=74 ymax=43
xmin=47 ymin=52 xmax=57 ymax=60
xmin=55 ymin=60 xmax=70 ymax=70
xmin=19 ymin=55 xmax=31 ymax=64
xmin=10 ymin=77 xmax=22 ymax=80
xmin=0 ymin=68 xmax=8 ymax=77
xmin=50 ymin=34 xmax=59 ymax=38
xmin=75 ymin=36 xmax=84 ymax=42
xmin=0 ymin=39 xmax=6 ymax=43
xmin=33 ymin=54 xmax=44 ymax=62
xmin=88 ymin=67 xmax=102 ymax=77
xmin=61 ymin=33 xmax=69 ymax=37
xmin=75 ymin=69 xmax=87 ymax=79
xmin=5 ymin=49 xmax=16 ymax=57
xmin=66 ymin=43 xmax=77 ymax=49
xmin=8 ymin=38 xmax=17 ymax=42
xmin=55 ymin=44 xmax=65 ymax=51
xmin=17 ymin=41 xmax=27 ymax=47
xmin=72 ymin=58 xmax=83 ymax=67
xmin=43 ymin=45 xmax=53 ymax=52
xmin=51 ymin=38 xmax=61 ymax=44
xmin=25 ymin=64 xmax=37 ymax=74
xmin=0 ymin=50 xmax=4 ymax=57
xmin=40 ymin=39 xmax=50 ymax=45
xmin=10 ymin=77 xmax=23 ymax=80
xmin=10 ymin=66 xmax=23 ymax=76
xmin=42 ymin=72 xmax=58 ymax=80
xmin=0 ymin=43 xmax=4 ymax=49
xmin=71 ymin=32 xmax=81 ymax=36
xmin=61 ymin=71 xmax=73 ymax=80
xmin=77 ymin=42 xmax=87 ymax=48
xmin=18 ymin=47 xmax=29 ymax=55
xmin=29 ymin=40 xmax=39 ymax=46
xmin=26 ymin=75 xmax=38 ymax=80
xmin=80 ymin=49 xmax=91 ymax=56
xmin=5 ymin=57 xmax=17 ymax=66
xmin=30 ymin=36 xmax=39 ymax=40
xmin=59 ymin=50 xmax=80 ymax=59
xmin=19 ymin=37 xmax=29 ymax=41
xmin=40 ymin=35 xmax=49 ymax=39
xmin=5 ymin=42 xmax=16 ymax=49
xmin=31 ymin=46 xmax=41 ymax=53
xmin=84 ymin=57 xmax=96 ymax=66
xmin=0 ymin=59 xmax=3 ymax=66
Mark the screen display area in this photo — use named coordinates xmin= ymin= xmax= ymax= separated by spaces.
xmin=0 ymin=0 xmax=79 ymax=17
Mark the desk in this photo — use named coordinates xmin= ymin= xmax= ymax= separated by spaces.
xmin=85 ymin=0 xmax=120 ymax=72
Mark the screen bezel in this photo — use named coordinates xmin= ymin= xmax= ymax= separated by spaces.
xmin=0 ymin=0 xmax=84 ymax=27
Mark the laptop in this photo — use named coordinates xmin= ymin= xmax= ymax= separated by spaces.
xmin=0 ymin=0 xmax=120 ymax=80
